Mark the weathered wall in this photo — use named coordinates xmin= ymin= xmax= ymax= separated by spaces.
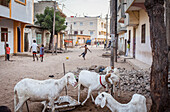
xmin=135 ymin=9 xmax=152 ymax=65
xmin=0 ymin=19 xmax=14 ymax=55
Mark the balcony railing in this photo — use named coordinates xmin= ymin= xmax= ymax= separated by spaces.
xmin=0 ymin=0 xmax=10 ymax=7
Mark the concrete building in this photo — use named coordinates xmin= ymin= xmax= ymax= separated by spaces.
xmin=65 ymin=16 xmax=110 ymax=45
xmin=24 ymin=25 xmax=50 ymax=52
xmin=24 ymin=0 xmax=66 ymax=50
xmin=0 ymin=0 xmax=34 ymax=55
xmin=116 ymin=0 xmax=152 ymax=65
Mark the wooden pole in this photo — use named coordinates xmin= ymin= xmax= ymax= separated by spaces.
xmin=115 ymin=0 xmax=118 ymax=62
xmin=63 ymin=63 xmax=67 ymax=95
xmin=52 ymin=1 xmax=56 ymax=55
xmin=110 ymin=0 xmax=115 ymax=68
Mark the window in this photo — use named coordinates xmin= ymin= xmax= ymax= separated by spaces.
xmin=1 ymin=28 xmax=8 ymax=42
xmin=141 ymin=24 xmax=146 ymax=43
xmin=66 ymin=22 xmax=68 ymax=25
xmin=90 ymin=22 xmax=93 ymax=26
xmin=74 ymin=22 xmax=76 ymax=25
xmin=80 ymin=22 xmax=83 ymax=26
xmin=90 ymin=31 xmax=94 ymax=35
xmin=36 ymin=33 xmax=42 ymax=45
xmin=74 ymin=31 xmax=78 ymax=35
xmin=0 ymin=0 xmax=9 ymax=7
xmin=99 ymin=32 xmax=101 ymax=35
xmin=80 ymin=31 xmax=83 ymax=34
xmin=15 ymin=0 xmax=26 ymax=5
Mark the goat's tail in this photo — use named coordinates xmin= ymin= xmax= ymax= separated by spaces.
xmin=14 ymin=89 xmax=17 ymax=112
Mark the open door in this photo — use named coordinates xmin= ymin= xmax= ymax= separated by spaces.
xmin=133 ymin=28 xmax=136 ymax=58
xmin=17 ymin=27 xmax=21 ymax=52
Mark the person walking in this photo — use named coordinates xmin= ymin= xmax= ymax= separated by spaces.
xmin=40 ymin=44 xmax=44 ymax=62
xmin=30 ymin=40 xmax=39 ymax=61
xmin=6 ymin=44 xmax=10 ymax=61
xmin=79 ymin=44 xmax=92 ymax=60
xmin=125 ymin=40 xmax=130 ymax=56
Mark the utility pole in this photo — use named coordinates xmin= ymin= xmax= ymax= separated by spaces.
xmin=106 ymin=14 xmax=108 ymax=47
xmin=110 ymin=0 xmax=115 ymax=67
xmin=115 ymin=0 xmax=118 ymax=62
xmin=52 ymin=1 xmax=56 ymax=55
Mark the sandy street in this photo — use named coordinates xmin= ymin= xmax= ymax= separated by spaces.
xmin=0 ymin=46 xmax=150 ymax=112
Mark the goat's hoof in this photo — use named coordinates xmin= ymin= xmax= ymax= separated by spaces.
xmin=81 ymin=103 xmax=85 ymax=106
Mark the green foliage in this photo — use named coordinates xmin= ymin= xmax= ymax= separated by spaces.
xmin=35 ymin=7 xmax=66 ymax=34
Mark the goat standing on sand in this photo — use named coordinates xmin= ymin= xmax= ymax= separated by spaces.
xmin=95 ymin=92 xmax=147 ymax=112
xmin=78 ymin=70 xmax=113 ymax=105
xmin=14 ymin=73 xmax=77 ymax=112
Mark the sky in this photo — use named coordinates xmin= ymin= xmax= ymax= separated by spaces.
xmin=34 ymin=0 xmax=110 ymax=18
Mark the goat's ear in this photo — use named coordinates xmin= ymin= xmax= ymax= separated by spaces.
xmin=101 ymin=96 xmax=106 ymax=108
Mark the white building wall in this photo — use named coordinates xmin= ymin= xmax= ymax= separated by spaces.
xmin=118 ymin=32 xmax=127 ymax=52
xmin=0 ymin=19 xmax=14 ymax=55
xmin=0 ymin=5 xmax=10 ymax=18
xmin=11 ymin=0 xmax=33 ymax=24
xmin=66 ymin=17 xmax=108 ymax=42
xmin=135 ymin=9 xmax=152 ymax=65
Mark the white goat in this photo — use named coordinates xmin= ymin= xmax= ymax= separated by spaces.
xmin=14 ymin=73 xmax=77 ymax=112
xmin=104 ymin=67 xmax=121 ymax=96
xmin=78 ymin=70 xmax=112 ymax=105
xmin=103 ymin=66 xmax=119 ymax=75
xmin=95 ymin=92 xmax=147 ymax=112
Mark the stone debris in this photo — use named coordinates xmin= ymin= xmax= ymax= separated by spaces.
xmin=70 ymin=65 xmax=151 ymax=97
xmin=119 ymin=68 xmax=151 ymax=97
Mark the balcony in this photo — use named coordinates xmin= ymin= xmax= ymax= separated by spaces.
xmin=117 ymin=1 xmax=126 ymax=23
xmin=125 ymin=0 xmax=145 ymax=12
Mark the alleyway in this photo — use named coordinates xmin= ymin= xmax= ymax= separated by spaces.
xmin=0 ymin=46 xmax=151 ymax=112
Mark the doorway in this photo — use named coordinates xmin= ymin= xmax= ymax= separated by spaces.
xmin=133 ymin=28 xmax=136 ymax=58
xmin=17 ymin=27 xmax=21 ymax=52
xmin=24 ymin=33 xmax=29 ymax=52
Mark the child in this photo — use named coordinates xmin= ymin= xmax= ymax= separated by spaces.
xmin=40 ymin=44 xmax=44 ymax=62
xmin=30 ymin=40 xmax=39 ymax=61
xmin=6 ymin=44 xmax=10 ymax=61
xmin=79 ymin=44 xmax=91 ymax=60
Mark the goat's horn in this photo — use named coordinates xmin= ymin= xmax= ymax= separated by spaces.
xmin=105 ymin=74 xmax=111 ymax=83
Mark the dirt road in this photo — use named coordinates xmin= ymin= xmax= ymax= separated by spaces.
xmin=0 ymin=46 xmax=151 ymax=112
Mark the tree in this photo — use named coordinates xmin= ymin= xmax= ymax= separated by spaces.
xmin=35 ymin=7 xmax=67 ymax=49
xmin=144 ymin=0 xmax=169 ymax=111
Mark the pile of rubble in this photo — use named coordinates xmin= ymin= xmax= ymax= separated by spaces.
xmin=119 ymin=69 xmax=150 ymax=97
xmin=68 ymin=65 xmax=151 ymax=97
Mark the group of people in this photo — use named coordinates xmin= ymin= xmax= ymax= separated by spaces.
xmin=30 ymin=40 xmax=44 ymax=62
xmin=5 ymin=40 xmax=44 ymax=62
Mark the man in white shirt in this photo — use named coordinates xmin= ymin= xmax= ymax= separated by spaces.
xmin=30 ymin=40 xmax=39 ymax=61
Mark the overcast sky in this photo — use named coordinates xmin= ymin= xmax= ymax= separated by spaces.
xmin=34 ymin=0 xmax=110 ymax=18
